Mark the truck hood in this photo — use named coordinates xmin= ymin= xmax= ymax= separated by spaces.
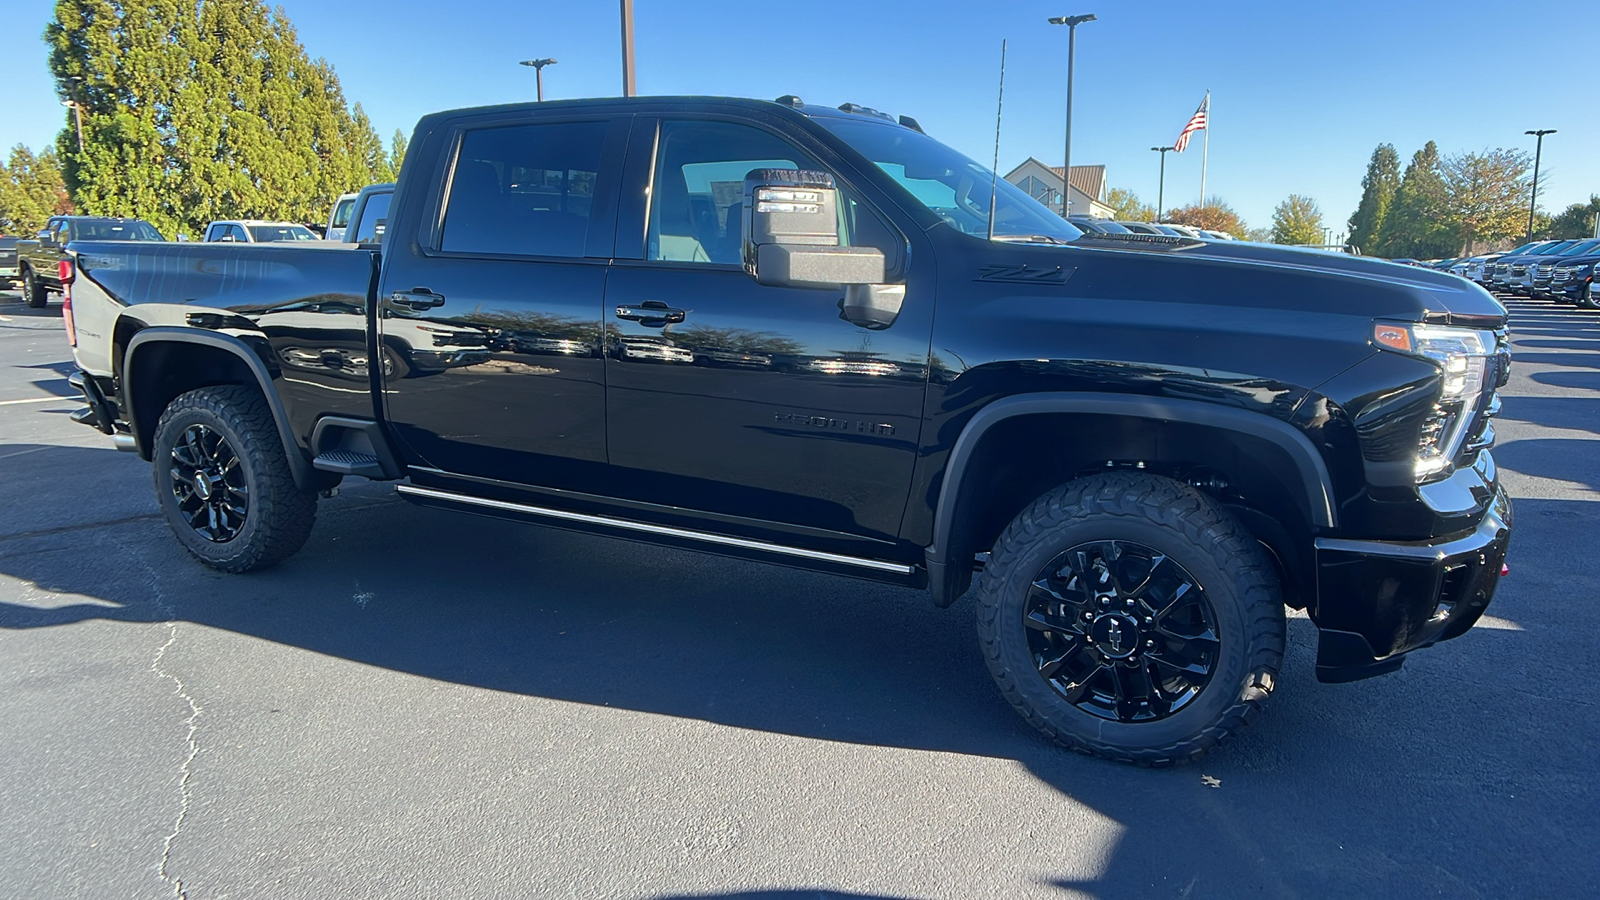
xmin=1061 ymin=234 xmax=1508 ymax=327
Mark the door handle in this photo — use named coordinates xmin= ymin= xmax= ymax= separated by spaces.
xmin=615 ymin=302 xmax=685 ymax=324
xmin=386 ymin=290 xmax=446 ymax=314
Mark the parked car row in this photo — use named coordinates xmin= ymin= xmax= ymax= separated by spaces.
xmin=1453 ymin=238 xmax=1600 ymax=308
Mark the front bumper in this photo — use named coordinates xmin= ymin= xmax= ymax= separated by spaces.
xmin=1311 ymin=482 xmax=1512 ymax=683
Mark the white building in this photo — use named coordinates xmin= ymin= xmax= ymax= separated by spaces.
xmin=1004 ymin=158 xmax=1116 ymax=220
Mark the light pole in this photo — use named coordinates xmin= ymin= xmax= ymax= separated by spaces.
xmin=1151 ymin=146 xmax=1173 ymax=222
xmin=62 ymin=75 xmax=85 ymax=153
xmin=1048 ymin=13 xmax=1095 ymax=219
xmin=61 ymin=100 xmax=83 ymax=153
xmin=620 ymin=0 xmax=636 ymax=97
xmin=1524 ymin=129 xmax=1555 ymax=242
xmin=519 ymin=58 xmax=557 ymax=101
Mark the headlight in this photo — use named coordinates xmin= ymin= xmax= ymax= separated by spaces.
xmin=1373 ymin=322 xmax=1496 ymax=482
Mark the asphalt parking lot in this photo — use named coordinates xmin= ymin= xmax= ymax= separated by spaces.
xmin=1 ymin=287 xmax=1596 ymax=900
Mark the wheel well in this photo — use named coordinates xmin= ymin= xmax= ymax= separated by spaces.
xmin=124 ymin=340 xmax=262 ymax=459
xmin=945 ymin=412 xmax=1316 ymax=607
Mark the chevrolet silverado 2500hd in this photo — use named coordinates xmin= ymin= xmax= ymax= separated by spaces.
xmin=60 ymin=96 xmax=1511 ymax=764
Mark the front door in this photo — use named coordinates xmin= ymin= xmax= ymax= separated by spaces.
xmin=379 ymin=113 xmax=628 ymax=490
xmin=603 ymin=116 xmax=934 ymax=542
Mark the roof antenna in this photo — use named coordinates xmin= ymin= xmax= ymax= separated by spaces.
xmin=987 ymin=39 xmax=1007 ymax=242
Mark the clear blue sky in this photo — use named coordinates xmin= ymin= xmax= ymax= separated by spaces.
xmin=3 ymin=0 xmax=1596 ymax=235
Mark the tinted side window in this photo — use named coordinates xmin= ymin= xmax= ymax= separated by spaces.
xmin=442 ymin=121 xmax=607 ymax=258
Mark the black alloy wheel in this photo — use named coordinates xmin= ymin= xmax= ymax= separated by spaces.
xmin=152 ymin=385 xmax=317 ymax=572
xmin=1025 ymin=540 xmax=1218 ymax=723
xmin=976 ymin=472 xmax=1286 ymax=766
xmin=168 ymin=423 xmax=250 ymax=542
xmin=22 ymin=268 xmax=46 ymax=308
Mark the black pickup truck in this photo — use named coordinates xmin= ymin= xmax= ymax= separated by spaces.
xmin=62 ymin=96 xmax=1512 ymax=764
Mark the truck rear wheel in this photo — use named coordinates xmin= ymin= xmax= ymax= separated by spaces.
xmin=152 ymin=385 xmax=317 ymax=572
xmin=975 ymin=472 xmax=1285 ymax=766
xmin=21 ymin=267 xmax=47 ymax=308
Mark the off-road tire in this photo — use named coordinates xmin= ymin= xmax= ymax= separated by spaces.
xmin=976 ymin=472 xmax=1286 ymax=766
xmin=152 ymin=385 xmax=316 ymax=572
xmin=21 ymin=267 xmax=47 ymax=308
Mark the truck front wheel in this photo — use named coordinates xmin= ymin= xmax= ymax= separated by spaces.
xmin=21 ymin=267 xmax=46 ymax=308
xmin=152 ymin=385 xmax=317 ymax=572
xmin=975 ymin=472 xmax=1285 ymax=765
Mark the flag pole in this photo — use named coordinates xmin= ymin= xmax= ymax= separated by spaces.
xmin=1199 ymin=90 xmax=1209 ymax=205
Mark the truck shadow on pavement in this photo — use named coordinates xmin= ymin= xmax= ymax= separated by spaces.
xmin=0 ymin=442 xmax=1592 ymax=899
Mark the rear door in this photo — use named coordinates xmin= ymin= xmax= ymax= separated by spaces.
xmin=601 ymin=114 xmax=934 ymax=543
xmin=377 ymin=111 xmax=629 ymax=489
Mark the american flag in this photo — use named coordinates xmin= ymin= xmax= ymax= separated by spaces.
xmin=1174 ymin=94 xmax=1208 ymax=153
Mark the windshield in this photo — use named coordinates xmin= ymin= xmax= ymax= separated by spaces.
xmin=249 ymin=224 xmax=318 ymax=242
xmin=1558 ymin=239 xmax=1600 ymax=256
xmin=331 ymin=198 xmax=355 ymax=229
xmin=815 ymin=117 xmax=1082 ymax=243
xmin=1532 ymin=241 xmax=1575 ymax=255
xmin=75 ymin=219 xmax=163 ymax=241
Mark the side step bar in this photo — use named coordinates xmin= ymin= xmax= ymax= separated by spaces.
xmin=395 ymin=484 xmax=917 ymax=577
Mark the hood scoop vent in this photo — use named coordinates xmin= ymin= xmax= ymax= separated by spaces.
xmin=1072 ymin=232 xmax=1205 ymax=251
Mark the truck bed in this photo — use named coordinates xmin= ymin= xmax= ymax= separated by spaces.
xmin=70 ymin=241 xmax=382 ymax=439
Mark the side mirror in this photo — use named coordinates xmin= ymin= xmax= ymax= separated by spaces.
xmin=741 ymin=169 xmax=885 ymax=289
xmin=37 ymin=230 xmax=56 ymax=248
xmin=216 ymin=234 xmax=236 ymax=242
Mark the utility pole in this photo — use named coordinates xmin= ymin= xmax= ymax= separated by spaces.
xmin=620 ymin=0 xmax=636 ymax=97
xmin=1151 ymin=146 xmax=1173 ymax=222
xmin=1524 ymin=129 xmax=1555 ymax=242
xmin=1048 ymin=14 xmax=1096 ymax=219
xmin=519 ymin=58 xmax=557 ymax=101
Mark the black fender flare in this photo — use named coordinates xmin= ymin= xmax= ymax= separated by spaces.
xmin=124 ymin=326 xmax=317 ymax=490
xmin=923 ymin=392 xmax=1338 ymax=607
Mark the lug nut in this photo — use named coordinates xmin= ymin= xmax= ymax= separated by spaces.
xmin=1125 ymin=599 xmax=1135 ymax=607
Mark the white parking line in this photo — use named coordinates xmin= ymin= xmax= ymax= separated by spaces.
xmin=0 ymin=396 xmax=73 ymax=406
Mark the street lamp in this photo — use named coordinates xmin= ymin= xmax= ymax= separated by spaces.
xmin=1150 ymin=146 xmax=1174 ymax=222
xmin=61 ymin=99 xmax=83 ymax=153
xmin=519 ymin=58 xmax=558 ymax=102
xmin=620 ymin=0 xmax=636 ymax=97
xmin=1524 ymin=128 xmax=1555 ymax=243
xmin=1048 ymin=13 xmax=1096 ymax=219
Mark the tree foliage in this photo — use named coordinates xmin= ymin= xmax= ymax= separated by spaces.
xmin=1103 ymin=187 xmax=1155 ymax=222
xmin=1541 ymin=196 xmax=1600 ymax=240
xmin=1376 ymin=141 xmax=1456 ymax=258
xmin=45 ymin=0 xmax=401 ymax=237
xmin=1442 ymin=148 xmax=1532 ymax=251
xmin=1163 ymin=197 xmax=1247 ymax=236
xmin=0 ymin=145 xmax=74 ymax=234
xmin=1347 ymin=144 xmax=1399 ymax=254
xmin=1270 ymin=194 xmax=1324 ymax=245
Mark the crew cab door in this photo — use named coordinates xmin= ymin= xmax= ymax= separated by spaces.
xmin=602 ymin=114 xmax=934 ymax=543
xmin=377 ymin=111 xmax=629 ymax=488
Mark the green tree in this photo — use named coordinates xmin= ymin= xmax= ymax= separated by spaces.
xmin=389 ymin=129 xmax=409 ymax=179
xmin=1347 ymin=143 xmax=1399 ymax=254
xmin=1442 ymin=148 xmax=1531 ymax=253
xmin=1541 ymin=196 xmax=1600 ymax=239
xmin=1377 ymin=141 xmax=1456 ymax=258
xmin=0 ymin=146 xmax=74 ymax=234
xmin=1164 ymin=197 xmax=1247 ymax=236
xmin=1104 ymin=186 xmax=1156 ymax=222
xmin=1270 ymin=194 xmax=1324 ymax=245
xmin=46 ymin=0 xmax=394 ymax=236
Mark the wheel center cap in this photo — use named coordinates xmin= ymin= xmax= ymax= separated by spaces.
xmin=194 ymin=474 xmax=215 ymax=500
xmin=1090 ymin=613 xmax=1141 ymax=658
